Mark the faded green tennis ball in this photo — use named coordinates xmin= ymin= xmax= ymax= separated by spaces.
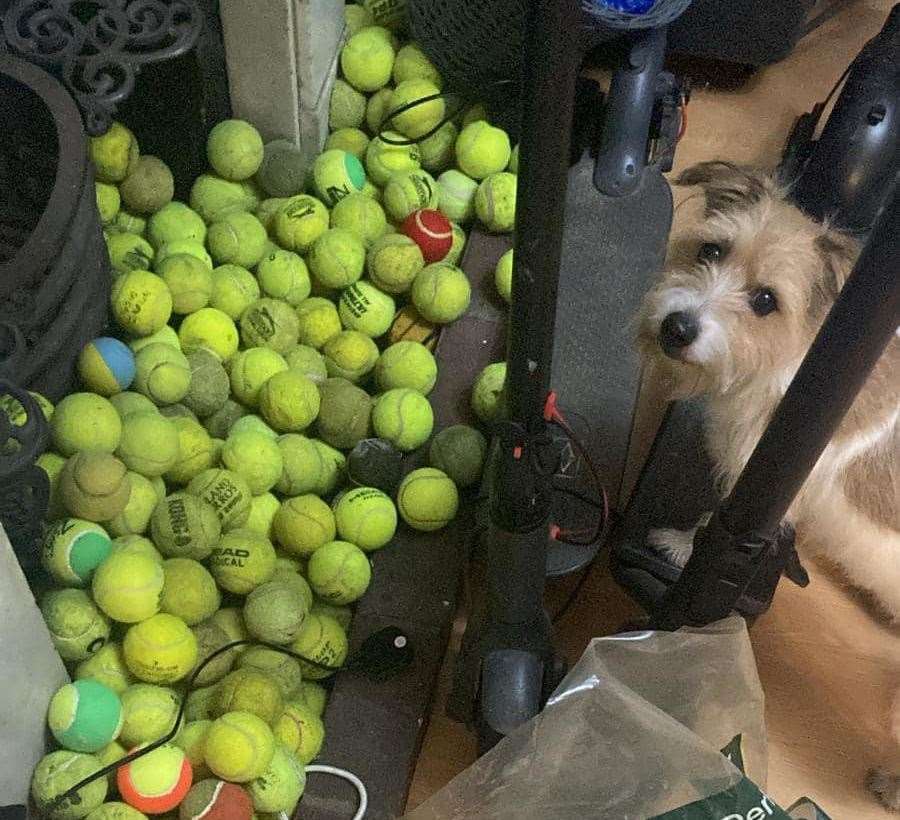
xmin=308 ymin=227 xmax=366 ymax=289
xmin=229 ymin=347 xmax=288 ymax=407
xmin=243 ymin=580 xmax=309 ymax=644
xmin=207 ymin=119 xmax=264 ymax=182
xmin=111 ymin=269 xmax=173 ymax=337
xmin=495 ymin=248 xmax=513 ymax=303
xmin=76 ymin=642 xmax=134 ymax=695
xmin=160 ymin=558 xmax=220 ymax=625
xmin=133 ymin=343 xmax=192 ymax=405
xmin=222 ymin=430 xmax=284 ymax=495
xmin=51 ymin=393 xmax=122 ymax=456
xmin=116 ymin=412 xmax=179 ymax=477
xmin=475 ymin=171 xmax=517 ymax=233
xmin=91 ymin=121 xmax=139 ymax=183
xmin=428 ymin=424 xmax=487 ymax=488
xmin=42 ymin=519 xmax=113 ymax=587
xmin=333 ymin=486 xmax=397 ymax=551
xmin=418 ymin=122 xmax=458 ymax=174
xmin=189 ymin=622 xmax=234 ymax=687
xmin=96 ymin=182 xmax=121 ymax=224
xmin=323 ymin=329 xmax=379 ymax=382
xmin=366 ymin=232 xmax=424 ymax=294
xmin=209 ymin=264 xmax=259 ymax=320
xmin=338 ymin=281 xmax=396 ymax=338
xmin=384 ymin=169 xmax=439 ymax=222
xmin=410 ymin=262 xmax=471 ymax=324
xmin=329 ymin=78 xmax=367 ymax=130
xmin=61 ymin=451 xmax=132 ymax=522
xmin=164 ymin=417 xmax=215 ymax=486
xmin=207 ymin=211 xmax=268 ymax=268
xmin=256 ymin=249 xmax=310 ymax=306
xmin=156 ymin=254 xmax=214 ymax=314
xmin=316 ymin=377 xmax=372 ymax=449
xmin=388 ymin=79 xmax=444 ymax=140
xmin=147 ymin=202 xmax=207 ymax=251
xmin=330 ymin=193 xmax=388 ymax=247
xmin=284 ymin=345 xmax=328 ymax=383
xmin=365 ymin=131 xmax=421 ymax=187
xmin=365 ymin=86 xmax=394 ymax=134
xmin=397 ymin=466 xmax=459 ymax=531
xmin=437 ymin=170 xmax=478 ymax=223
xmin=190 ymin=174 xmax=260 ymax=224
xmin=289 ymin=613 xmax=348 ymax=680
xmin=120 ymin=156 xmax=174 ymax=215
xmin=179 ymin=308 xmax=240 ymax=361
xmin=41 ymin=588 xmax=110 ymax=662
xmin=239 ymin=298 xmax=300 ymax=354
xmin=106 ymin=472 xmax=159 ymax=537
xmin=247 ymin=742 xmax=306 ymax=813
xmin=202 ymin=398 xmax=246 ymax=439
xmin=325 ymin=127 xmax=370 ymax=159
xmin=106 ymin=232 xmax=154 ymax=274
xmin=258 ymin=370 xmax=320 ymax=433
xmin=312 ymin=150 xmax=367 ymax=208
xmin=256 ymin=140 xmax=307 ymax=199
xmin=274 ymin=195 xmax=329 ymax=253
xmin=372 ymin=388 xmax=433 ymax=451
xmin=92 ymin=549 xmax=164 ymax=624
xmin=272 ymin=495 xmax=336 ymax=558
xmin=375 ymin=340 xmax=437 ymax=394
xmin=182 ymin=348 xmax=230 ymax=418
xmin=296 ymin=297 xmax=343 ymax=349
xmin=109 ymin=392 xmax=157 ymax=421
xmin=208 ymin=529 xmax=277 ymax=595
xmin=340 ymin=28 xmax=395 ymax=92
xmin=31 ymin=750 xmax=107 ymax=819
xmin=456 ymin=120 xmax=512 ymax=180
xmin=472 ymin=361 xmax=508 ymax=423
xmin=186 ymin=467 xmax=253 ymax=530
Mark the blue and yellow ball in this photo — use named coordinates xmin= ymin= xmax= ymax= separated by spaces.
xmin=79 ymin=338 xmax=137 ymax=396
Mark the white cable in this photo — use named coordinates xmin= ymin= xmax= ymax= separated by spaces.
xmin=305 ymin=764 xmax=369 ymax=820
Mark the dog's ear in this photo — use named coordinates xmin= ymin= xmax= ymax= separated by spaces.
xmin=676 ymin=161 xmax=773 ymax=214
xmin=812 ymin=228 xmax=858 ymax=314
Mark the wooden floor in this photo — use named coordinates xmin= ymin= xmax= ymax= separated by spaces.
xmin=407 ymin=3 xmax=900 ymax=817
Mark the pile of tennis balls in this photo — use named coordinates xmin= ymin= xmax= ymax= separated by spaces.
xmin=20 ymin=5 xmax=523 ymax=819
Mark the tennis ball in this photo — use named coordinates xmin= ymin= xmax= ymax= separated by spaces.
xmin=308 ymin=228 xmax=366 ymax=290
xmin=237 ymin=648 xmax=302 ymax=699
xmin=325 ymin=128 xmax=370 ymax=159
xmin=91 ymin=121 xmax=139 ymax=183
xmin=119 ymin=156 xmax=173 ymax=215
xmin=372 ymin=388 xmax=434 ymax=451
xmin=329 ymin=78 xmax=367 ymax=130
xmin=316 ymin=377 xmax=372 ymax=449
xmin=456 ymin=121 xmax=512 ymax=180
xmin=156 ymin=255 xmax=214 ymax=314
xmin=397 ymin=467 xmax=459 ymax=531
xmin=154 ymin=239 xmax=213 ymax=272
xmin=210 ymin=608 xmax=250 ymax=650
xmin=175 ymin=722 xmax=213 ymax=781
xmin=185 ymin=686 xmax=219 ymax=723
xmin=383 ymin=169 xmax=439 ymax=222
xmin=472 ymin=361 xmax=508 ymax=423
xmin=179 ymin=308 xmax=240 ymax=361
xmin=147 ymin=202 xmax=207 ymax=251
xmin=274 ymin=570 xmax=315 ymax=612
xmin=78 ymin=338 xmax=136 ymax=396
xmin=107 ymin=232 xmax=154 ymax=274
xmin=256 ymin=197 xmax=289 ymax=235
xmin=113 ymin=209 xmax=148 ymax=236
xmin=256 ymin=250 xmax=310 ymax=306
xmin=106 ymin=473 xmax=159 ymax=537
xmin=111 ymin=270 xmax=173 ymax=337
xmin=214 ymin=669 xmax=283 ymax=724
xmin=258 ymin=370 xmax=320 ymax=433
xmin=207 ymin=120 xmax=264 ymax=181
xmin=189 ymin=622 xmax=235 ymax=687
xmin=209 ymin=264 xmax=260 ymax=320
xmin=492 ymin=247 xmax=514 ymax=304
xmin=312 ymin=150 xmax=367 ymax=208
xmin=117 ymin=743 xmax=192 ymax=814
xmin=272 ymin=495 xmax=335 ymax=557
xmin=112 ymin=535 xmax=163 ymax=563
xmin=366 ymin=233 xmax=424 ymax=294
xmin=508 ymin=143 xmax=519 ymax=173
xmin=388 ymin=79 xmax=443 ymax=139
xmin=209 ymin=529 xmax=277 ymax=594
xmin=123 ymin=612 xmax=198 ymax=684
xmin=246 ymin=743 xmax=305 ymax=814
xmin=363 ymin=1 xmax=406 ymax=29
xmin=202 ymin=398 xmax=246 ymax=439
xmin=418 ymin=122 xmax=458 ymax=174
xmin=160 ymin=558 xmax=220 ymax=625
xmin=338 ymin=281 xmax=396 ymax=338
xmin=60 ymin=451 xmax=131 ymax=522
xmin=393 ymin=42 xmax=441 ymax=86
xmin=375 ymin=340 xmax=437 ymax=394
xmin=284 ymin=345 xmax=328 ymax=383
xmin=243 ymin=493 xmax=278 ymax=538
xmin=365 ymin=86 xmax=394 ymax=134
xmin=274 ymin=195 xmax=329 ymax=253
xmin=475 ymin=171 xmax=517 ymax=233
xmin=151 ymin=492 xmax=221 ymax=560
xmin=243 ymin=581 xmax=309 ymax=644
xmin=437 ymin=170 xmax=478 ymax=223
xmin=221 ymin=431 xmax=284 ymax=494
xmin=257 ymin=139 xmax=308 ymax=198
xmin=411 ymin=262 xmax=471 ymax=323
xmin=92 ymin=548 xmax=164 ymax=623
xmin=330 ymin=193 xmax=388 ymax=247
xmin=190 ymin=174 xmax=259 ymax=224
xmin=345 ymin=2 xmax=374 ymax=33
xmin=181 ymin=349 xmax=229 ymax=419
xmin=322 ymin=330 xmax=379 ymax=382
xmin=187 ymin=469 xmax=252 ymax=529
xmin=428 ymin=424 xmax=487 ymax=489
xmin=365 ymin=132 xmax=421 ymax=187
xmin=41 ymin=588 xmax=109 ymax=661
xmin=42 ymin=518 xmax=112 ymax=586
xmin=109 ymin=392 xmax=157 ymax=421
xmin=275 ymin=435 xmax=321 ymax=495
xmin=86 ymin=802 xmax=147 ymax=820
xmin=400 ymin=208 xmax=452 ymax=262
xmin=290 ymin=613 xmax=348 ymax=680
xmin=229 ymin=348 xmax=287 ymax=407
xmin=48 ymin=679 xmax=123 ymax=753
xmin=229 ymin=414 xmax=277 ymax=440
xmin=38 ymin=451 xmax=67 ymax=519
xmin=333 ymin=486 xmax=397 ymax=553
xmin=76 ymin=642 xmax=133 ymax=695
xmin=179 ymin=779 xmax=252 ymax=820
xmin=295 ymin=297 xmax=342 ymax=349
xmin=239 ymin=298 xmax=300 ymax=354
xmin=313 ymin=439 xmax=347 ymax=494
xmin=116 ymin=412 xmax=179 ymax=476
xmin=128 ymin=324 xmax=181 ymax=354
xmin=273 ymin=702 xmax=324 ymax=765
xmin=341 ymin=28 xmax=395 ymax=92
xmin=133 ymin=343 xmax=191 ymax=405
xmin=32 ymin=750 xmax=107 ymax=819
xmin=310 ymin=602 xmax=353 ymax=634
xmin=119 ymin=684 xmax=181 ymax=747
xmin=206 ymin=211 xmax=268 ymax=269
xmin=204 ymin=712 xmax=275 ymax=783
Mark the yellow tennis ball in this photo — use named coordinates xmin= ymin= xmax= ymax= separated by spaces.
xmin=96 ymin=182 xmax=121 ymax=224
xmin=116 ymin=411 xmax=179 ymax=476
xmin=111 ymin=270 xmax=173 ymax=337
xmin=322 ymin=330 xmax=379 ymax=382
xmin=119 ymin=156 xmax=174 ymax=215
xmin=313 ymin=150 xmax=366 ymax=209
xmin=229 ymin=414 xmax=277 ymax=440
xmin=91 ymin=121 xmax=139 ymax=183
xmin=308 ymin=228 xmax=366 ymax=290
xmin=247 ymin=742 xmax=305 ymax=813
xmin=106 ymin=473 xmax=159 ymax=537
xmin=340 ymin=28 xmax=395 ymax=92
xmin=366 ymin=233 xmax=424 ymax=295
xmin=92 ymin=549 xmax=165 ymax=623
xmin=284 ymin=344 xmax=328 ymax=383
xmin=307 ymin=540 xmax=371 ymax=605
xmin=156 ymin=254 xmax=213 ymax=314
xmin=128 ymin=324 xmax=181 ymax=355
xmin=160 ymin=558 xmax=220 ymax=625
xmin=492 ymin=248 xmax=514 ymax=304
xmin=222 ymin=430 xmax=284 ymax=494
xmin=383 ymin=169 xmax=439 ymax=222
xmin=372 ymin=387 xmax=434 ymax=451
xmin=365 ymin=132 xmax=421 ymax=187
xmin=393 ymin=42 xmax=441 ymax=86
xmin=325 ymin=127 xmax=370 ymax=159
xmin=272 ymin=495 xmax=335 ymax=557
xmin=256 ymin=249 xmax=311 ymax=306
xmin=210 ymin=607 xmax=250 ymax=649
xmin=272 ymin=701 xmax=325 ymax=765
xmin=189 ymin=621 xmax=236 ymax=687
xmin=397 ymin=466 xmax=459 ymax=531
xmin=245 ymin=492 xmax=280 ymax=538
xmin=295 ymin=297 xmax=342 ymax=349
xmin=258 ymin=370 xmax=321 ymax=433
xmin=187 ymin=468 xmax=253 ymax=529
xmin=257 ymin=196 xmax=290 ymax=235
xmin=475 ymin=171 xmax=517 ymax=233
xmin=410 ymin=262 xmax=471 ymax=323
xmin=388 ymin=79 xmax=444 ymax=140
xmin=42 ymin=518 xmax=113 ymax=587
xmin=178 ymin=307 xmax=240 ymax=361
xmin=76 ymin=642 xmax=134 ymax=695
xmin=316 ymin=377 xmax=372 ymax=449
xmin=290 ymin=613 xmax=348 ymax=680
xmin=204 ymin=711 xmax=275 ymax=783
xmin=345 ymin=2 xmax=374 ymax=34
xmin=38 ymin=451 xmax=67 ymax=518
xmin=472 ymin=361 xmax=508 ymax=423
xmin=123 ymin=613 xmax=198 ymax=684
xmin=207 ymin=119 xmax=264 ymax=181
xmin=60 ymin=451 xmax=131 ymax=522
xmin=375 ymin=339 xmax=437 ymax=394
xmin=329 ymin=78 xmax=367 ymax=130
xmin=119 ymin=684 xmax=181 ymax=747
xmin=338 ymin=281 xmax=396 ymax=338
xmin=237 ymin=647 xmax=302 ymax=699
xmin=114 ymin=209 xmax=147 ymax=235
xmin=150 ymin=491 xmax=221 ymax=560
xmin=153 ymin=239 xmax=213 ymax=272
xmin=274 ymin=195 xmax=329 ymax=253
xmin=456 ymin=120 xmax=512 ymax=180
xmin=447 ymin=220 xmax=467 ymax=267
xmin=106 ymin=232 xmax=154 ymax=274
xmin=132 ymin=343 xmax=191 ymax=406
xmin=207 ymin=211 xmax=268 ymax=268
xmin=209 ymin=528 xmax=277 ymax=595
xmin=239 ymin=298 xmax=300 ymax=354
xmin=112 ymin=535 xmax=163 ymax=563
xmin=418 ymin=121 xmax=458 ymax=174
xmin=333 ymin=486 xmax=398 ymax=551
xmin=243 ymin=580 xmax=309 ymax=644
xmin=147 ymin=201 xmax=207 ymax=251
xmin=209 ymin=264 xmax=260 ymax=319
xmin=174 ymin=720 xmax=212 ymax=779
xmin=189 ymin=174 xmax=259 ymax=224
xmin=41 ymin=588 xmax=111 ymax=662
xmin=275 ymin=434 xmax=322 ymax=495
xmin=428 ymin=424 xmax=487 ymax=488
xmin=365 ymin=86 xmax=394 ymax=134
xmin=329 ymin=193 xmax=388 ymax=247
xmin=214 ymin=669 xmax=283 ymax=724
xmin=32 ymin=750 xmax=107 ymax=819
xmin=437 ymin=169 xmax=478 ymax=223
xmin=229 ymin=347 xmax=288 ymax=407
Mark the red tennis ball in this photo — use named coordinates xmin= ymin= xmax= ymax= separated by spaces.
xmin=179 ymin=779 xmax=254 ymax=820
xmin=400 ymin=209 xmax=452 ymax=263
xmin=118 ymin=743 xmax=193 ymax=814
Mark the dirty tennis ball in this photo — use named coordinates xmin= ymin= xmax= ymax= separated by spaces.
xmin=418 ymin=122 xmax=458 ymax=174
xmin=156 ymin=255 xmax=214 ymax=314
xmin=273 ymin=569 xmax=314 ymax=611
xmin=284 ymin=345 xmax=328 ymax=383
xmin=375 ymin=340 xmax=438 ymax=394
xmin=52 ymin=393 xmax=122 ymax=456
xmin=175 ymin=721 xmax=212 ymax=780
xmin=366 ymin=233 xmax=424 ymax=295
xmin=388 ymin=79 xmax=444 ymax=139
xmin=117 ymin=742 xmax=192 ymax=814
xmin=41 ymin=588 xmax=110 ymax=662
xmin=31 ymin=750 xmax=107 ymax=819
xmin=273 ymin=702 xmax=324 ymax=765
xmin=256 ymin=145 xmax=306 ymax=202
xmin=275 ymin=434 xmax=323 ymax=495
xmin=340 ymin=27 xmax=395 ymax=92
xmin=133 ymin=343 xmax=191 ymax=405
xmin=316 ymin=377 xmax=372 ymax=449
xmin=106 ymin=473 xmax=158 ymax=537
xmin=338 ymin=281 xmax=395 ymax=338
xmin=437 ymin=170 xmax=478 ymax=223
xmin=182 ymin=685 xmax=217 ymax=723
xmin=189 ymin=621 xmax=235 ymax=687
xmin=42 ymin=518 xmax=112 ymax=587
xmin=397 ymin=467 xmax=459 ymax=531
xmin=472 ymin=361 xmax=508 ymax=423
xmin=92 ymin=548 xmax=164 ymax=623
xmin=120 ymin=156 xmax=174 ymax=215
xmin=274 ymin=195 xmax=329 ymax=253
xmin=365 ymin=131 xmax=421 ymax=187
xmin=229 ymin=347 xmax=288 ymax=407
xmin=237 ymin=648 xmax=302 ymax=699
xmin=204 ymin=712 xmax=275 ymax=783
xmin=456 ymin=120 xmax=512 ymax=180
xmin=243 ymin=580 xmax=309 ymax=644
xmin=106 ymin=231 xmax=154 ymax=274
xmin=247 ymin=742 xmax=305 ymax=814
xmin=182 ymin=349 xmax=229 ymax=418
xmin=91 ymin=121 xmax=139 ymax=183
xmin=116 ymin=412 xmax=179 ymax=477
xmin=475 ymin=171 xmax=517 ymax=233
xmin=207 ymin=211 xmax=268 ymax=268
xmin=330 ymin=193 xmax=387 ymax=247
xmin=246 ymin=492 xmax=280 ymax=537
xmin=160 ymin=558 xmax=220 ymax=625
xmin=209 ymin=529 xmax=277 ymax=595
xmin=179 ymin=778 xmax=252 ymax=820
xmin=258 ymin=370 xmax=320 ymax=433
xmin=214 ymin=669 xmax=283 ymax=724
xmin=272 ymin=495 xmax=336 ymax=557
xmin=384 ymin=169 xmax=439 ymax=222
xmin=210 ymin=608 xmax=250 ymax=651
xmin=147 ymin=201 xmax=207 ymax=250
xmin=96 ymin=182 xmax=121 ymax=224
xmin=151 ymin=491 xmax=221 ymax=560
xmin=178 ymin=307 xmax=240 ymax=361
xmin=295 ymin=297 xmax=342 ymax=350
xmin=411 ymin=262 xmax=471 ymax=324
xmin=48 ymin=678 xmax=123 ymax=754
xmin=333 ymin=486 xmax=397 ymax=552
xmin=207 ymin=119 xmax=264 ymax=182
xmin=325 ymin=127 xmax=370 ymax=160
xmin=256 ymin=249 xmax=310 ymax=307
xmin=429 ymin=424 xmax=487 ymax=489
xmin=79 ymin=337 xmax=136 ymax=396
xmin=111 ymin=269 xmax=173 ymax=337
xmin=240 ymin=298 xmax=300 ymax=354
xmin=290 ymin=613 xmax=348 ymax=680
xmin=76 ymin=642 xmax=133 ymax=695
xmin=372 ymin=388 xmax=434 ymax=451
xmin=494 ymin=248 xmax=513 ymax=303
xmin=60 ymin=451 xmax=131 ymax=522
xmin=188 ymin=469 xmax=252 ymax=529
xmin=329 ymin=78 xmax=367 ymax=130
xmin=314 ymin=440 xmax=347 ymax=495
xmin=119 ymin=684 xmax=181 ymax=747
xmin=322 ymin=330 xmax=379 ymax=383
xmin=222 ymin=430 xmax=284 ymax=494
xmin=189 ymin=174 xmax=259 ymax=224
xmin=210 ymin=264 xmax=260 ymax=319
xmin=202 ymin=398 xmax=245 ymax=440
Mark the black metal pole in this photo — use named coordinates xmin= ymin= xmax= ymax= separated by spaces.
xmin=654 ymin=187 xmax=900 ymax=629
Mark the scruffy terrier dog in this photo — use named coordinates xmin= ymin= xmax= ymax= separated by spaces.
xmin=637 ymin=161 xmax=899 ymax=807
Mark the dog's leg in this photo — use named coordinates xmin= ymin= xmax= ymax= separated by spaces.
xmin=648 ymin=512 xmax=713 ymax=568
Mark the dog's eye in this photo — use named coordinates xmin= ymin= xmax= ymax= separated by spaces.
xmin=749 ymin=287 xmax=778 ymax=316
xmin=697 ymin=243 xmax=724 ymax=263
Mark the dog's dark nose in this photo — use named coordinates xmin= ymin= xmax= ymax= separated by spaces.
xmin=659 ymin=311 xmax=698 ymax=354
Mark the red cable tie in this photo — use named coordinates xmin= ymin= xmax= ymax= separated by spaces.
xmin=543 ymin=390 xmax=559 ymax=422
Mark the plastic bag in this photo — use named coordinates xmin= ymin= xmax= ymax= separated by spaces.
xmin=406 ymin=616 xmax=784 ymax=819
